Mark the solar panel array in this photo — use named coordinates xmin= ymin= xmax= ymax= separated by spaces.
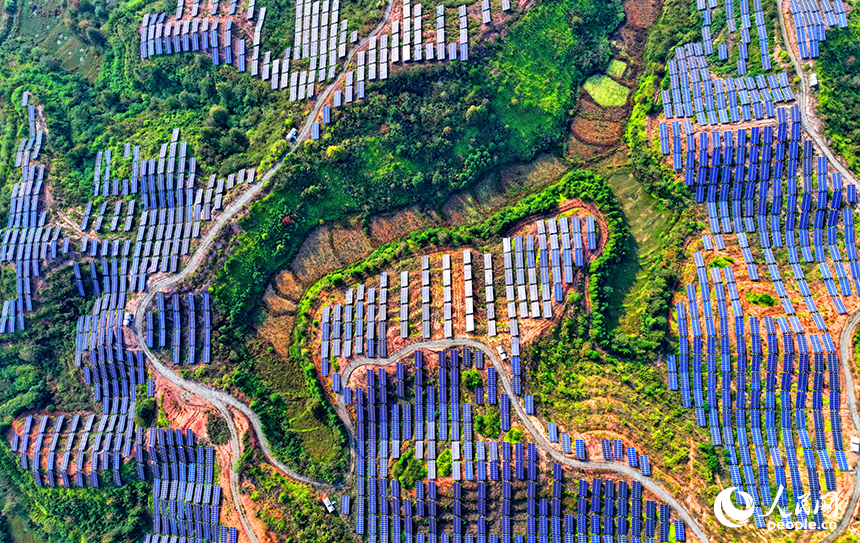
xmin=140 ymin=2 xmax=274 ymax=84
xmin=146 ymin=292 xmax=212 ymax=365
xmin=696 ymin=0 xmax=773 ymax=72
xmin=443 ymin=254 xmax=453 ymax=338
xmin=342 ymin=347 xmax=683 ymax=543
xmin=141 ymin=428 xmax=239 ymax=541
xmin=463 ymin=250 xmax=476 ymax=334
xmin=75 ymin=296 xmax=151 ymax=413
xmin=10 ymin=411 xmax=135 ymax=489
xmin=319 ymin=214 xmax=597 ymax=418
xmin=75 ymin=136 xmax=255 ymax=297
xmin=661 ymin=43 xmax=793 ymax=127
xmin=422 ymin=255 xmax=431 ymax=339
xmin=287 ymin=0 xmax=347 ymax=100
xmin=143 ymin=0 xmax=492 ymax=120
xmin=673 ymin=259 xmax=848 ymax=529
xmin=661 ymin=108 xmax=859 ymax=324
xmin=789 ymin=0 xmax=847 ymax=59
xmin=320 ymin=274 xmax=391 ymax=371
xmin=1 ymin=96 xmax=65 ymax=333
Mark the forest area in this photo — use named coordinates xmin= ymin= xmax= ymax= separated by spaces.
xmin=818 ymin=15 xmax=860 ymax=175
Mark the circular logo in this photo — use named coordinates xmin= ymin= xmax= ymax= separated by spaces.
xmin=714 ymin=487 xmax=756 ymax=528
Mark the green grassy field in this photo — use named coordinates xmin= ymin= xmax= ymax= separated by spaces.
xmin=595 ymin=161 xmax=673 ymax=334
xmin=584 ymin=74 xmax=629 ymax=107
xmin=606 ymin=59 xmax=627 ymax=79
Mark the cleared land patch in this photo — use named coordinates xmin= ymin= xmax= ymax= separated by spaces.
xmin=583 ymin=74 xmax=629 ymax=107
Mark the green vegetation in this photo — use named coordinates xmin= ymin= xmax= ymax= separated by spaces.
xmin=474 ymin=410 xmax=501 ymax=438
xmin=817 ymin=17 xmax=860 ymax=174
xmin=462 ymin=369 xmax=482 ymax=390
xmin=606 ymin=59 xmax=627 ymax=79
xmin=854 ymin=327 xmax=860 ymax=374
xmin=156 ymin=396 xmax=169 ymax=428
xmin=599 ymin=163 xmax=696 ymax=354
xmin=212 ymin=332 xmax=349 ymax=480
xmin=710 ymin=256 xmax=735 ymax=268
xmin=504 ymin=429 xmax=524 ymax=443
xmin=134 ymin=396 xmax=156 ymax=427
xmin=699 ymin=443 xmax=722 ymax=482
xmin=608 ymin=0 xmax=707 ymax=356
xmin=206 ymin=412 xmax=230 ymax=446
xmin=745 ymin=292 xmax=777 ymax=307
xmin=391 ymin=449 xmax=427 ymax=489
xmin=237 ymin=431 xmax=352 ymax=541
xmin=437 ymin=449 xmax=453 ymax=477
xmin=524 ymin=318 xmax=712 ymax=485
xmin=583 ymin=75 xmax=629 ymax=107
xmin=489 ymin=0 xmax=623 ymax=155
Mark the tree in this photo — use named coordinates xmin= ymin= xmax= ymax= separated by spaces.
xmin=326 ymin=144 xmax=347 ymax=161
xmin=465 ymin=104 xmax=488 ymax=124
xmin=208 ymin=105 xmax=229 ymax=127
xmin=462 ymin=370 xmax=482 ymax=390
xmin=164 ymin=96 xmax=181 ymax=110
xmin=437 ymin=449 xmax=452 ymax=477
xmin=391 ymin=449 xmax=426 ymax=488
xmin=206 ymin=413 xmax=230 ymax=445
xmin=178 ymin=91 xmax=198 ymax=109
xmin=474 ymin=411 xmax=501 ymax=438
xmin=504 ymin=428 xmax=524 ymax=443
xmin=134 ymin=397 xmax=156 ymax=427
xmin=85 ymin=26 xmax=105 ymax=46
xmin=221 ymin=127 xmax=249 ymax=155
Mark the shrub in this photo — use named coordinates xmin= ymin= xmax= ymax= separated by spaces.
xmin=745 ymin=292 xmax=776 ymax=307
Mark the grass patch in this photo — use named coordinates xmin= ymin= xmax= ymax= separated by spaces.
xmin=745 ymin=292 xmax=777 ymax=307
xmin=607 ymin=59 xmax=627 ymax=79
xmin=854 ymin=327 xmax=860 ymax=375
xmin=437 ymin=449 xmax=453 ymax=477
xmin=7 ymin=516 xmax=49 ymax=543
xmin=598 ymin=162 xmax=674 ymax=335
xmin=710 ymin=255 xmax=735 ymax=268
xmin=583 ymin=75 xmax=629 ymax=107
xmin=475 ymin=410 xmax=501 ymax=439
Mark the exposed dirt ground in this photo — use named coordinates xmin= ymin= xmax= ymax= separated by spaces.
xmin=369 ymin=205 xmax=431 ymax=244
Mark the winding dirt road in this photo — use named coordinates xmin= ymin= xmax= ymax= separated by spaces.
xmin=131 ymin=1 xmax=397 ymax=538
xmin=340 ymin=338 xmax=712 ymax=543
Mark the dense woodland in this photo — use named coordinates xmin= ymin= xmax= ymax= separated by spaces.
xmin=818 ymin=17 xmax=860 ymax=174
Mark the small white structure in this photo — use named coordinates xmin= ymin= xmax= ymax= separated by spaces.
xmin=322 ymin=496 xmax=335 ymax=513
